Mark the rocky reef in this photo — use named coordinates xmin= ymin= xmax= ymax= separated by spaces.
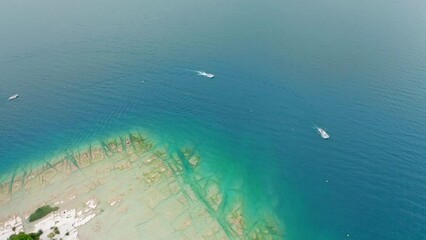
xmin=0 ymin=132 xmax=283 ymax=239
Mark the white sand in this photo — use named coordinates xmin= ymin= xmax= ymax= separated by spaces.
xmin=0 ymin=216 xmax=23 ymax=240
xmin=0 ymin=199 xmax=98 ymax=240
xmin=33 ymin=198 xmax=98 ymax=240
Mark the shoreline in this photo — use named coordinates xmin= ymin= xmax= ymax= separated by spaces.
xmin=0 ymin=131 xmax=283 ymax=239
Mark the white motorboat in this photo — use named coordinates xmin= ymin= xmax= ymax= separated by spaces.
xmin=197 ymin=71 xmax=214 ymax=78
xmin=317 ymin=127 xmax=330 ymax=139
xmin=8 ymin=94 xmax=19 ymax=100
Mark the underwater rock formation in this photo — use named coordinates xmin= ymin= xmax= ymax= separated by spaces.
xmin=0 ymin=132 xmax=283 ymax=239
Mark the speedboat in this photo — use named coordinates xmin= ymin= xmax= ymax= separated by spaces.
xmin=8 ymin=94 xmax=19 ymax=100
xmin=197 ymin=71 xmax=214 ymax=78
xmin=317 ymin=127 xmax=329 ymax=139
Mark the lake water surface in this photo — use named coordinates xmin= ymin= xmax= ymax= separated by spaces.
xmin=1 ymin=0 xmax=426 ymax=239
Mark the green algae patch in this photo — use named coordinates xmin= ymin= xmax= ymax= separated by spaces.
xmin=28 ymin=205 xmax=59 ymax=222
xmin=8 ymin=231 xmax=42 ymax=240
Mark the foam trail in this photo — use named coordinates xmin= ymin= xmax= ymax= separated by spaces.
xmin=180 ymin=68 xmax=214 ymax=78
xmin=195 ymin=70 xmax=214 ymax=78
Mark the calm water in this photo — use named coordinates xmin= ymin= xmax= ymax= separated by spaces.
xmin=1 ymin=0 xmax=426 ymax=239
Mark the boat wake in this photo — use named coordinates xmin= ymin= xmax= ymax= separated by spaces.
xmin=196 ymin=70 xmax=214 ymax=78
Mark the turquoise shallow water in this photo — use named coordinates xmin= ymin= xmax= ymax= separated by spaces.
xmin=1 ymin=0 xmax=426 ymax=239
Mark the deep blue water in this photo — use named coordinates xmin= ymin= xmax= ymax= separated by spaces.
xmin=1 ymin=0 xmax=426 ymax=239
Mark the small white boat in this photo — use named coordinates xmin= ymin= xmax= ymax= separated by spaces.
xmin=317 ymin=127 xmax=330 ymax=139
xmin=197 ymin=71 xmax=214 ymax=78
xmin=8 ymin=94 xmax=19 ymax=100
